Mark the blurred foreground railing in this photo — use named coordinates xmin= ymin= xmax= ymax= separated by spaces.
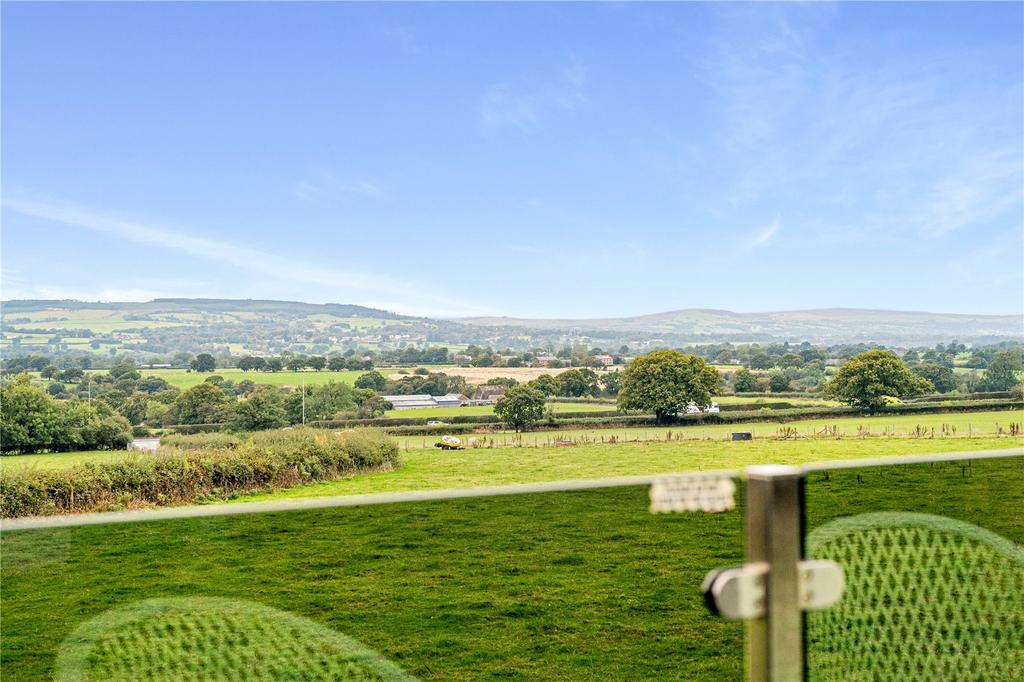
xmin=1 ymin=447 xmax=1020 ymax=681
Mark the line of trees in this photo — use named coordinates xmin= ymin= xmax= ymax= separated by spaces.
xmin=1 ymin=375 xmax=132 ymax=454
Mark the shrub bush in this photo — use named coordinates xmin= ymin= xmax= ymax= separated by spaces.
xmin=160 ymin=432 xmax=242 ymax=450
xmin=0 ymin=428 xmax=400 ymax=518
xmin=165 ymin=423 xmax=225 ymax=434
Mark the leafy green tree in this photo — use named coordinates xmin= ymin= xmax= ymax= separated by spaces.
xmin=768 ymin=371 xmax=791 ymax=392
xmin=824 ymin=350 xmax=932 ymax=411
xmin=982 ymin=350 xmax=1024 ymax=391
xmin=485 ymin=377 xmax=519 ymax=389
xmin=0 ymin=376 xmax=64 ymax=452
xmin=618 ymin=350 xmax=721 ymax=424
xmin=265 ymin=358 xmax=284 ymax=372
xmin=109 ymin=359 xmax=141 ymax=381
xmin=58 ymin=367 xmax=85 ymax=383
xmin=778 ymin=353 xmax=804 ymax=369
xmin=733 ymin=368 xmax=757 ymax=393
xmin=286 ymin=356 xmax=308 ymax=371
xmin=285 ymin=382 xmax=360 ymax=423
xmin=555 ymin=369 xmax=598 ymax=397
xmin=137 ymin=376 xmax=171 ymax=393
xmin=353 ymin=392 xmax=390 ymax=418
xmin=173 ymin=383 xmax=233 ymax=424
xmin=0 ymin=375 xmax=131 ymax=453
xmin=190 ymin=353 xmax=217 ymax=373
xmin=494 ymin=385 xmax=546 ymax=432
xmin=308 ymin=356 xmax=327 ymax=371
xmin=528 ymin=374 xmax=559 ymax=397
xmin=354 ymin=370 xmax=386 ymax=392
xmin=601 ymin=371 xmax=622 ymax=396
xmin=229 ymin=386 xmax=288 ymax=431
xmin=911 ymin=363 xmax=957 ymax=394
xmin=237 ymin=356 xmax=266 ymax=372
xmin=120 ymin=394 xmax=151 ymax=425
xmin=145 ymin=400 xmax=170 ymax=427
xmin=60 ymin=400 xmax=132 ymax=452
xmin=327 ymin=356 xmax=347 ymax=371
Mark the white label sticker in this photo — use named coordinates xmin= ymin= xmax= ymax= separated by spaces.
xmin=650 ymin=475 xmax=737 ymax=514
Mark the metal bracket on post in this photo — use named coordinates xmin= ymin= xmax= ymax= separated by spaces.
xmin=702 ymin=560 xmax=843 ymax=620
xmin=700 ymin=465 xmax=845 ymax=682
xmin=651 ymin=467 xmax=843 ymax=681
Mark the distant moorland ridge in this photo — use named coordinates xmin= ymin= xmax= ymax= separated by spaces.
xmin=2 ymin=298 xmax=1021 ymax=347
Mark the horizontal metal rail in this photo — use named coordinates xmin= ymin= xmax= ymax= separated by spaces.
xmin=0 ymin=471 xmax=737 ymax=532
xmin=2 ymin=447 xmax=1020 ymax=533
xmin=801 ymin=446 xmax=1023 ymax=471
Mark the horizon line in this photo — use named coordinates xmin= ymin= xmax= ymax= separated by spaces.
xmin=1 ymin=296 xmax=1022 ymax=320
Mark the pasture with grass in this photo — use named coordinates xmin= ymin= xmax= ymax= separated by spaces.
xmin=2 ymin=455 xmax=1020 ymax=680
xmin=125 ymin=367 xmax=373 ymax=390
xmin=4 ymin=3 xmax=1023 ymax=679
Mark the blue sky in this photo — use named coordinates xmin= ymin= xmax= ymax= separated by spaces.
xmin=2 ymin=2 xmax=1022 ymax=318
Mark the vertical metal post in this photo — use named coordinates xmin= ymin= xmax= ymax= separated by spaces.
xmin=745 ymin=465 xmax=805 ymax=682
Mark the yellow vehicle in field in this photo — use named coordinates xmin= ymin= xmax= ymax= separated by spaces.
xmin=434 ymin=435 xmax=465 ymax=450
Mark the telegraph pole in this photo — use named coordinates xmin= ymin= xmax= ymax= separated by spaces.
xmin=301 ymin=373 xmax=306 ymax=425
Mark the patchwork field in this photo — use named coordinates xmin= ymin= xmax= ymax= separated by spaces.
xmin=1 ymin=455 xmax=1020 ymax=680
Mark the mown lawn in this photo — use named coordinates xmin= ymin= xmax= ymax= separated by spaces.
xmin=1 ymin=455 xmax=1020 ymax=680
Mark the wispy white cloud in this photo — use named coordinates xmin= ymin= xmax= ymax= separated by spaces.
xmin=746 ymin=216 xmax=781 ymax=249
xmin=480 ymin=57 xmax=588 ymax=132
xmin=3 ymin=198 xmax=490 ymax=317
xmin=694 ymin=5 xmax=1023 ymax=243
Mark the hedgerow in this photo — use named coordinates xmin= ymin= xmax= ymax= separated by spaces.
xmin=160 ymin=432 xmax=242 ymax=450
xmin=0 ymin=428 xmax=400 ymax=518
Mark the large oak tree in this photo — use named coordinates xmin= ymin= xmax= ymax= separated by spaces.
xmin=617 ymin=350 xmax=721 ymax=424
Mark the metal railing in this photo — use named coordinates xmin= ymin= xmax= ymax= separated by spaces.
xmin=701 ymin=447 xmax=1023 ymax=682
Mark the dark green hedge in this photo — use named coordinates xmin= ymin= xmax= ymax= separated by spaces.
xmin=0 ymin=429 xmax=400 ymax=518
xmin=907 ymin=391 xmax=1018 ymax=403
xmin=166 ymin=423 xmax=226 ymax=434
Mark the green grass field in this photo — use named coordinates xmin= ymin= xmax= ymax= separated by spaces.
xmin=1 ymin=454 xmax=1020 ymax=680
xmin=243 ymin=435 xmax=1019 ymax=502
xmin=394 ymin=408 xmax=1024 ymax=449
xmin=127 ymin=368 xmax=371 ymax=389
xmin=0 ymin=450 xmax=131 ymax=472
xmin=3 ymin=409 xmax=1020 ymax=475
